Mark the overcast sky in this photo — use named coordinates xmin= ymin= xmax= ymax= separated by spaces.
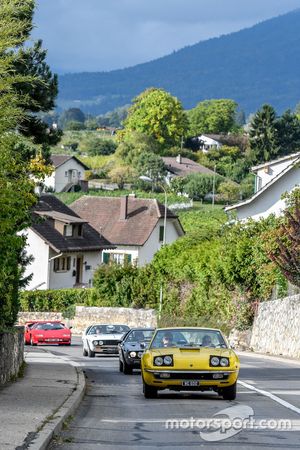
xmin=32 ymin=0 xmax=300 ymax=74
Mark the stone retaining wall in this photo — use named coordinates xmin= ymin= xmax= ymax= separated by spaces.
xmin=0 ymin=327 xmax=24 ymax=385
xmin=250 ymin=294 xmax=300 ymax=358
xmin=18 ymin=306 xmax=157 ymax=334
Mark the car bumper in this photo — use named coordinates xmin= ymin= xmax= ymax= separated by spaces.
xmin=93 ymin=345 xmax=119 ymax=354
xmin=36 ymin=339 xmax=71 ymax=345
xmin=142 ymin=369 xmax=239 ymax=390
xmin=124 ymin=357 xmax=142 ymax=368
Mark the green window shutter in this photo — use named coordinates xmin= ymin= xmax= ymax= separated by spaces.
xmin=159 ymin=226 xmax=164 ymax=242
xmin=103 ymin=252 xmax=110 ymax=264
xmin=126 ymin=254 xmax=132 ymax=264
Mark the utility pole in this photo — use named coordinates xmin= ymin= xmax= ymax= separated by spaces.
xmin=212 ymin=164 xmax=216 ymax=208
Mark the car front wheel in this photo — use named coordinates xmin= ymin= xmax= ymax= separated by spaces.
xmin=83 ymin=347 xmax=88 ymax=357
xmin=87 ymin=346 xmax=95 ymax=358
xmin=123 ymin=361 xmax=133 ymax=375
xmin=119 ymin=359 xmax=124 ymax=372
xmin=143 ymin=381 xmax=158 ymax=398
xmin=221 ymin=382 xmax=237 ymax=400
xmin=30 ymin=337 xmax=37 ymax=346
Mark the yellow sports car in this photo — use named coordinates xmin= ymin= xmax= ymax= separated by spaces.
xmin=141 ymin=327 xmax=240 ymax=399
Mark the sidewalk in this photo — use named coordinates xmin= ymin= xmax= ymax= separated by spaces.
xmin=0 ymin=347 xmax=85 ymax=450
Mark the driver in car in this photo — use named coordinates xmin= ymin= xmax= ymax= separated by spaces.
xmin=161 ymin=332 xmax=174 ymax=348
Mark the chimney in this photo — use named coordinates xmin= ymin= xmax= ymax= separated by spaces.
xmin=176 ymin=154 xmax=182 ymax=164
xmin=120 ymin=195 xmax=128 ymax=220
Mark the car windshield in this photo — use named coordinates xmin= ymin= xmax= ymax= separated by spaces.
xmin=34 ymin=323 xmax=65 ymax=331
xmin=88 ymin=325 xmax=130 ymax=335
xmin=124 ymin=329 xmax=155 ymax=343
xmin=150 ymin=329 xmax=227 ymax=349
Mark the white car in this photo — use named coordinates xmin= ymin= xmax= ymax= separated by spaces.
xmin=82 ymin=324 xmax=130 ymax=357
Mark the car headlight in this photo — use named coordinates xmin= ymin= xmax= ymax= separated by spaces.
xmin=130 ymin=351 xmax=136 ymax=357
xmin=210 ymin=356 xmax=220 ymax=366
xmin=138 ymin=351 xmax=143 ymax=358
xmin=93 ymin=340 xmax=99 ymax=345
xmin=98 ymin=340 xmax=103 ymax=345
xmin=163 ymin=355 xmax=173 ymax=365
xmin=220 ymin=357 xmax=229 ymax=367
xmin=154 ymin=356 xmax=164 ymax=366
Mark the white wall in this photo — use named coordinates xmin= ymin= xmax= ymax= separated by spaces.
xmin=254 ymin=156 xmax=299 ymax=191
xmin=49 ymin=251 xmax=101 ymax=290
xmin=24 ymin=229 xmax=50 ymax=290
xmin=236 ymin=165 xmax=300 ymax=221
xmin=44 ymin=159 xmax=86 ymax=193
xmin=139 ymin=218 xmax=181 ymax=266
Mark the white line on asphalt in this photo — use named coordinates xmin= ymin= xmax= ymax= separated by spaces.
xmin=237 ymin=352 xmax=300 ymax=366
xmin=238 ymin=380 xmax=300 ymax=415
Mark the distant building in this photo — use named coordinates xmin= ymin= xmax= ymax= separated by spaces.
xmin=162 ymin=155 xmax=215 ymax=184
xmin=71 ymin=195 xmax=185 ymax=267
xmin=23 ymin=195 xmax=113 ymax=290
xmin=43 ymin=155 xmax=89 ymax=193
xmin=225 ymin=152 xmax=300 ymax=221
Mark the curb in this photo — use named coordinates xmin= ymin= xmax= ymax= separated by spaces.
xmin=28 ymin=365 xmax=86 ymax=450
xmin=237 ymin=350 xmax=300 ymax=366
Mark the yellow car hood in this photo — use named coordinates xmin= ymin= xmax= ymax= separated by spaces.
xmin=144 ymin=347 xmax=239 ymax=370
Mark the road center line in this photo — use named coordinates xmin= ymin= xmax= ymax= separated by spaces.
xmin=238 ymin=380 xmax=300 ymax=415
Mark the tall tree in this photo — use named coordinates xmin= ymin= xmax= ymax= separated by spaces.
xmin=121 ymin=88 xmax=188 ymax=148
xmin=188 ymin=99 xmax=238 ymax=136
xmin=249 ymin=104 xmax=279 ymax=163
xmin=276 ymin=109 xmax=300 ymax=157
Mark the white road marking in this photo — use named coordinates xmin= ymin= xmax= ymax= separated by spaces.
xmin=238 ymin=380 xmax=300 ymax=415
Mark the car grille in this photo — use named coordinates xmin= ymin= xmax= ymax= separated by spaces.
xmin=153 ymin=372 xmax=229 ymax=381
xmin=101 ymin=340 xmax=119 ymax=345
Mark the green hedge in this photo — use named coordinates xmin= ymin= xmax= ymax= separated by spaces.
xmin=20 ymin=289 xmax=91 ymax=312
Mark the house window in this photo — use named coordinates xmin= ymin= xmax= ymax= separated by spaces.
xmin=159 ymin=226 xmax=164 ymax=243
xmin=54 ymin=256 xmax=71 ymax=272
xmin=64 ymin=224 xmax=73 ymax=237
xmin=65 ymin=171 xmax=68 ymax=177
xmin=77 ymin=224 xmax=83 ymax=237
xmin=102 ymin=252 xmax=132 ymax=265
xmin=78 ymin=171 xmax=81 ymax=179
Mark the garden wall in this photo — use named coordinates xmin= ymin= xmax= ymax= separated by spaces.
xmin=0 ymin=327 xmax=24 ymax=385
xmin=18 ymin=306 xmax=157 ymax=334
xmin=250 ymin=294 xmax=300 ymax=358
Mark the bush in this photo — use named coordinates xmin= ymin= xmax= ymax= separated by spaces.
xmin=19 ymin=289 xmax=91 ymax=311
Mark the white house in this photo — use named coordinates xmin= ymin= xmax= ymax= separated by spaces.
xmin=197 ymin=134 xmax=223 ymax=152
xmin=225 ymin=152 xmax=300 ymax=221
xmin=71 ymin=195 xmax=185 ymax=267
xmin=24 ymin=195 xmax=113 ymax=290
xmin=43 ymin=155 xmax=89 ymax=193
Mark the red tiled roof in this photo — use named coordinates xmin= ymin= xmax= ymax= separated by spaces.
xmin=70 ymin=196 xmax=183 ymax=246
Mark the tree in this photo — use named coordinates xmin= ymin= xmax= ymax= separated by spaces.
xmin=82 ymin=137 xmax=117 ymax=156
xmin=188 ymin=99 xmax=238 ymax=136
xmin=108 ymin=165 xmax=134 ymax=189
xmin=217 ymin=180 xmax=240 ymax=203
xmin=249 ymin=104 xmax=279 ymax=163
xmin=136 ymin=152 xmax=166 ymax=181
xmin=121 ymin=88 xmax=188 ymax=148
xmin=266 ymin=189 xmax=300 ymax=288
xmin=116 ymin=132 xmax=160 ymax=164
xmin=276 ymin=110 xmax=300 ymax=157
xmin=0 ymin=0 xmax=39 ymax=328
xmin=184 ymin=173 xmax=221 ymax=201
xmin=64 ymin=120 xmax=86 ymax=131
xmin=59 ymin=108 xmax=85 ymax=128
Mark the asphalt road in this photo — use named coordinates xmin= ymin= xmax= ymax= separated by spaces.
xmin=47 ymin=337 xmax=300 ymax=449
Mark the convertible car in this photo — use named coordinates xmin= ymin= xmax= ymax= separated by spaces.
xmin=118 ymin=328 xmax=155 ymax=374
xmin=29 ymin=321 xmax=71 ymax=346
xmin=141 ymin=327 xmax=240 ymax=399
xmin=82 ymin=324 xmax=130 ymax=357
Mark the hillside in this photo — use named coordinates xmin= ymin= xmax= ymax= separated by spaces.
xmin=58 ymin=9 xmax=300 ymax=115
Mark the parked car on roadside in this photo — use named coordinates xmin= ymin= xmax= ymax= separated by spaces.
xmin=118 ymin=328 xmax=155 ymax=374
xmin=82 ymin=324 xmax=130 ymax=357
xmin=29 ymin=321 xmax=72 ymax=346
xmin=141 ymin=327 xmax=240 ymax=399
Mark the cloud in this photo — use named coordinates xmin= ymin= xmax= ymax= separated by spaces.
xmin=32 ymin=0 xmax=300 ymax=73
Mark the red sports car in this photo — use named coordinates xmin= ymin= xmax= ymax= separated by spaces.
xmin=29 ymin=321 xmax=72 ymax=346
xmin=24 ymin=321 xmax=45 ymax=345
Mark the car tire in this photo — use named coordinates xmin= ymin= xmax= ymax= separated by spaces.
xmin=30 ymin=337 xmax=36 ymax=346
xmin=119 ymin=359 xmax=124 ymax=372
xmin=143 ymin=381 xmax=158 ymax=398
xmin=123 ymin=361 xmax=133 ymax=375
xmin=87 ymin=347 xmax=95 ymax=358
xmin=222 ymin=382 xmax=237 ymax=401
xmin=83 ymin=347 xmax=88 ymax=357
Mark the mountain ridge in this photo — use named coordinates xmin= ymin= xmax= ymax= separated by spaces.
xmin=57 ymin=9 xmax=300 ymax=115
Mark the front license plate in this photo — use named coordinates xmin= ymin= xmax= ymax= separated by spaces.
xmin=182 ymin=380 xmax=200 ymax=387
